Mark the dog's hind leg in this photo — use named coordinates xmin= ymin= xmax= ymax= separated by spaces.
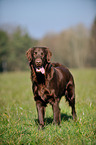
xmin=65 ymin=81 xmax=77 ymax=120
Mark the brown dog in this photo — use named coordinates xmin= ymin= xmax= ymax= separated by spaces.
xmin=26 ymin=47 xmax=77 ymax=128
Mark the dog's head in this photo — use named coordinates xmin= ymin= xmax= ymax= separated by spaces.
xmin=26 ymin=47 xmax=52 ymax=74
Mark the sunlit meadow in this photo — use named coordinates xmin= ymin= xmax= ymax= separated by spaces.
xmin=0 ymin=69 xmax=96 ymax=144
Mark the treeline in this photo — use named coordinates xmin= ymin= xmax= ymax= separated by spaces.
xmin=38 ymin=19 xmax=96 ymax=68
xmin=0 ymin=27 xmax=37 ymax=72
xmin=0 ymin=18 xmax=96 ymax=72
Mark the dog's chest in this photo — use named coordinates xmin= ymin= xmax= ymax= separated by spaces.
xmin=37 ymin=84 xmax=56 ymax=102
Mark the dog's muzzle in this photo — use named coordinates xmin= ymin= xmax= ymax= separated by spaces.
xmin=35 ymin=58 xmax=45 ymax=74
xmin=35 ymin=58 xmax=42 ymax=67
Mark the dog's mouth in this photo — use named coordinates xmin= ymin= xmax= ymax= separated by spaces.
xmin=36 ymin=67 xmax=45 ymax=74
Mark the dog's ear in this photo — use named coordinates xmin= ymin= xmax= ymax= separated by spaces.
xmin=26 ymin=48 xmax=33 ymax=62
xmin=46 ymin=47 xmax=52 ymax=62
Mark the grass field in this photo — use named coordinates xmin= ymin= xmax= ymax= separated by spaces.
xmin=0 ymin=69 xmax=96 ymax=145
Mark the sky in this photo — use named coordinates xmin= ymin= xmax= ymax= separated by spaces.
xmin=0 ymin=0 xmax=96 ymax=39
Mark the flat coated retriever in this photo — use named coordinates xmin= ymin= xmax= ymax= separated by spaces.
xmin=26 ymin=47 xmax=77 ymax=128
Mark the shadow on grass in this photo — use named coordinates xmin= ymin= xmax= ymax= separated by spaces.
xmin=34 ymin=113 xmax=72 ymax=126
xmin=61 ymin=113 xmax=72 ymax=121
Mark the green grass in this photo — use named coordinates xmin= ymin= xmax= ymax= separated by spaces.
xmin=0 ymin=69 xmax=96 ymax=145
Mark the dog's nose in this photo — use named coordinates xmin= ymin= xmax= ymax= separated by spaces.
xmin=35 ymin=59 xmax=42 ymax=66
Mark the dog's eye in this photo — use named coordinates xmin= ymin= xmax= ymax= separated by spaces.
xmin=41 ymin=52 xmax=44 ymax=56
xmin=34 ymin=52 xmax=37 ymax=55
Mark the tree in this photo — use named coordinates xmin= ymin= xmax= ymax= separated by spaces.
xmin=0 ymin=27 xmax=38 ymax=72
xmin=8 ymin=27 xmax=37 ymax=71
xmin=89 ymin=17 xmax=96 ymax=67
xmin=38 ymin=24 xmax=89 ymax=68
xmin=0 ymin=30 xmax=9 ymax=72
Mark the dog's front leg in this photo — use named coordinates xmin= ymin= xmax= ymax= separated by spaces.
xmin=52 ymin=100 xmax=61 ymax=125
xmin=36 ymin=101 xmax=45 ymax=129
